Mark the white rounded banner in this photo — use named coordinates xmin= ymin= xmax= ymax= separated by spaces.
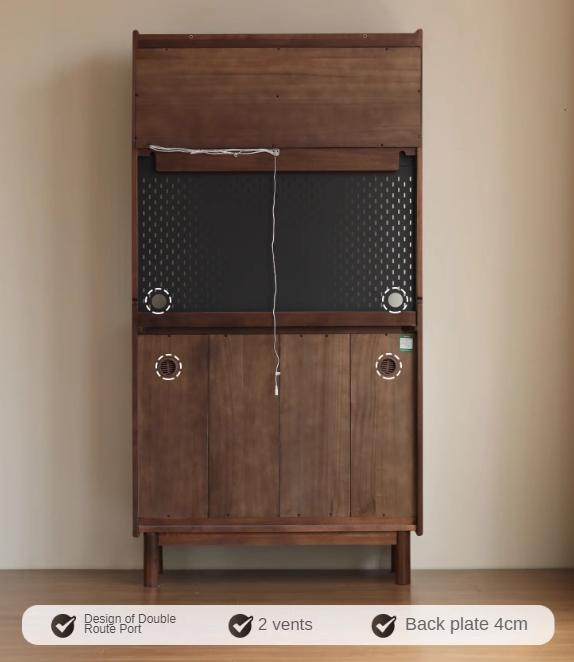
xmin=23 ymin=604 xmax=554 ymax=646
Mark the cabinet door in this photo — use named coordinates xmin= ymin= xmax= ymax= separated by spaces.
xmin=208 ymin=335 xmax=279 ymax=517
xmin=138 ymin=335 xmax=208 ymax=518
xmin=279 ymin=334 xmax=350 ymax=517
xmin=351 ymin=334 xmax=416 ymax=517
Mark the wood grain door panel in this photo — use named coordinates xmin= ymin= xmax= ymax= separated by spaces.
xmin=208 ymin=335 xmax=279 ymax=517
xmin=351 ymin=334 xmax=416 ymax=517
xmin=138 ymin=335 xmax=208 ymax=518
xmin=279 ymin=334 xmax=350 ymax=517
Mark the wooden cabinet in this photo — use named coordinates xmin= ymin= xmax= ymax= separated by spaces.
xmin=132 ymin=30 xmax=422 ymax=588
xmin=138 ymin=333 xmax=415 ymax=521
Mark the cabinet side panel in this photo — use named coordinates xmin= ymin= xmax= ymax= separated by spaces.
xmin=208 ymin=335 xmax=280 ymax=517
xmin=351 ymin=334 xmax=416 ymax=517
xmin=280 ymin=334 xmax=350 ymax=517
xmin=138 ymin=335 xmax=208 ymax=518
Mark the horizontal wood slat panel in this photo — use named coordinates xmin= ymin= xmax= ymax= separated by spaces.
xmin=140 ymin=516 xmax=415 ymax=525
xmin=137 ymin=32 xmax=423 ymax=49
xmin=136 ymin=105 xmax=419 ymax=149
xmin=141 ymin=326 xmax=411 ymax=336
xmin=158 ymin=532 xmax=397 ymax=546
xmin=140 ymin=524 xmax=415 ymax=533
xmin=138 ymin=311 xmax=416 ymax=329
xmin=155 ymin=148 xmax=415 ymax=172
xmin=137 ymin=48 xmax=420 ymax=94
xmin=135 ymin=48 xmax=421 ymax=148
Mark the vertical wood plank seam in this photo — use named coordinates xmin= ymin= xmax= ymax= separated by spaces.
xmin=277 ymin=334 xmax=281 ymax=517
xmin=207 ymin=335 xmax=211 ymax=517
xmin=348 ymin=334 xmax=352 ymax=519
xmin=133 ymin=304 xmax=139 ymax=536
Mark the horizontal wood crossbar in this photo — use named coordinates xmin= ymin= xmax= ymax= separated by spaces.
xmin=137 ymin=312 xmax=417 ymax=329
xmin=140 ymin=326 xmax=415 ymax=336
xmin=142 ymin=525 xmax=415 ymax=533
xmin=136 ymin=32 xmax=423 ymax=49
xmin=140 ymin=516 xmax=415 ymax=525
xmin=158 ymin=532 xmax=398 ymax=546
xmin=154 ymin=148 xmax=415 ymax=172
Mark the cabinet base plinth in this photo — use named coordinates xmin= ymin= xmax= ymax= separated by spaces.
xmin=141 ymin=528 xmax=412 ymax=587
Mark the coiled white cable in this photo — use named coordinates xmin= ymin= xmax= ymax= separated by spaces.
xmin=148 ymin=144 xmax=281 ymax=395
xmin=149 ymin=145 xmax=280 ymax=158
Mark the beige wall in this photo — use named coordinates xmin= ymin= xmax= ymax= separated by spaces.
xmin=1 ymin=0 xmax=573 ymax=570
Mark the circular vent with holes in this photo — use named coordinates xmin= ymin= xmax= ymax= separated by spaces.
xmin=159 ymin=357 xmax=176 ymax=376
xmin=155 ymin=354 xmax=182 ymax=380
xmin=379 ymin=357 xmax=396 ymax=375
xmin=376 ymin=353 xmax=402 ymax=380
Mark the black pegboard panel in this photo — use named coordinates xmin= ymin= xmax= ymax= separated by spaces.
xmin=138 ymin=155 xmax=416 ymax=312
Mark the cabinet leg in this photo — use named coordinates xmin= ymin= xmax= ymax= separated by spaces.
xmin=395 ymin=531 xmax=411 ymax=586
xmin=390 ymin=544 xmax=397 ymax=574
xmin=144 ymin=533 xmax=160 ymax=588
xmin=159 ymin=545 xmax=164 ymax=574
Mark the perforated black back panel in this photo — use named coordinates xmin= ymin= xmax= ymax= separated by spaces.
xmin=138 ymin=156 xmax=416 ymax=312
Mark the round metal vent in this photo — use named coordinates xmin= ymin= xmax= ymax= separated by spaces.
xmin=159 ymin=357 xmax=176 ymax=376
xmin=387 ymin=292 xmax=404 ymax=308
xmin=145 ymin=288 xmax=172 ymax=314
xmin=151 ymin=293 xmax=167 ymax=309
xmin=376 ymin=353 xmax=402 ymax=380
xmin=381 ymin=286 xmax=408 ymax=313
xmin=379 ymin=357 xmax=397 ymax=375
xmin=155 ymin=354 xmax=182 ymax=380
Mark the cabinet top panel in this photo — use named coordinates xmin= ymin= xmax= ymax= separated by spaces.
xmin=135 ymin=32 xmax=422 ymax=49
xmin=133 ymin=33 xmax=422 ymax=149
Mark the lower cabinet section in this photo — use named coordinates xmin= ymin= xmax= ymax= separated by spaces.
xmin=137 ymin=333 xmax=417 ymax=522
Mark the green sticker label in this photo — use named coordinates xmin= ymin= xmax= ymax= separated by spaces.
xmin=399 ymin=335 xmax=414 ymax=352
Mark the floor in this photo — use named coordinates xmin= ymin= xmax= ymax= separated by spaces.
xmin=1 ymin=569 xmax=572 ymax=660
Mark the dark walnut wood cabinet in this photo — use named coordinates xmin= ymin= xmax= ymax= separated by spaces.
xmin=132 ymin=31 xmax=423 ymax=588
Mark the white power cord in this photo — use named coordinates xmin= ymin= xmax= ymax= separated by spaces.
xmin=271 ymin=152 xmax=280 ymax=396
xmin=148 ymin=144 xmax=281 ymax=395
xmin=149 ymin=145 xmax=280 ymax=158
